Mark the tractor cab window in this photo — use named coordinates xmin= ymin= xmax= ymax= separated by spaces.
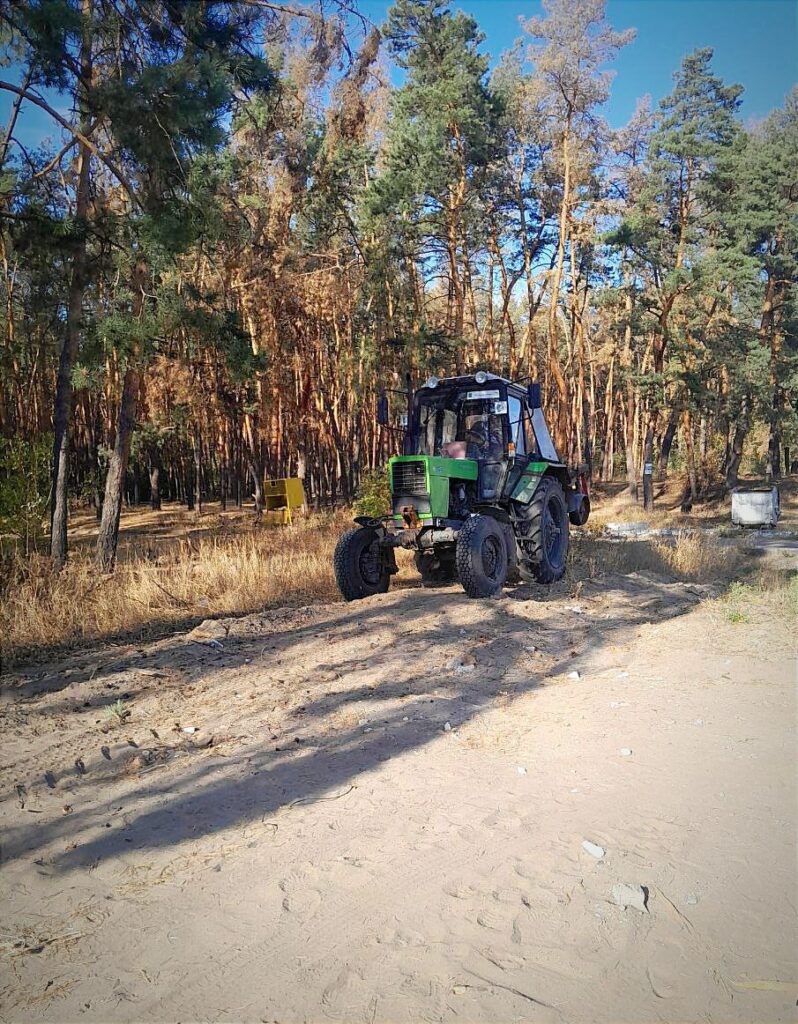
xmin=523 ymin=409 xmax=540 ymax=458
xmin=461 ymin=400 xmax=504 ymax=459
xmin=441 ymin=408 xmax=457 ymax=448
xmin=507 ymin=396 xmax=525 ymax=455
xmin=414 ymin=390 xmax=506 ymax=459
xmin=419 ymin=403 xmax=436 ymax=455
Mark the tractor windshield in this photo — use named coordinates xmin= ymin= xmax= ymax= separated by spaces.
xmin=413 ymin=389 xmax=506 ymax=460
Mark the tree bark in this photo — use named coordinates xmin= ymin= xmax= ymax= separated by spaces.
xmin=193 ymin=425 xmax=202 ymax=515
xmin=642 ymin=412 xmax=656 ymax=512
xmin=149 ymin=461 xmax=161 ymax=510
xmin=547 ymin=114 xmax=572 ymax=448
xmin=600 ymin=355 xmax=616 ymax=482
xmin=96 ymin=261 xmax=146 ymax=571
xmin=657 ymin=410 xmax=678 ymax=478
xmin=725 ymin=390 xmax=749 ymax=490
xmin=683 ymin=410 xmax=698 ymax=502
xmin=96 ymin=366 xmax=140 ymax=571
xmin=621 ymin=276 xmax=637 ymax=498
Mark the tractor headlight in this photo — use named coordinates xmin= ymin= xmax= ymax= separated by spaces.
xmin=474 ymin=370 xmax=488 ymax=384
xmin=424 ymin=375 xmax=439 ymax=389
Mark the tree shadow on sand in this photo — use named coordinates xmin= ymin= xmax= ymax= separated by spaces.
xmin=1 ymin=566 xmax=722 ymax=874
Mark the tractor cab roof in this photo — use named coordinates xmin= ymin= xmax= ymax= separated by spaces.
xmin=417 ymin=371 xmax=519 ymax=393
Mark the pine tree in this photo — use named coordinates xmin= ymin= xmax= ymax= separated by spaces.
xmin=727 ymin=91 xmax=798 ymax=480
xmin=1 ymin=0 xmax=272 ymax=568
xmin=616 ymin=48 xmax=742 ymax=507
xmin=370 ymin=0 xmax=500 ymax=363
xmin=521 ymin=0 xmax=634 ymax=455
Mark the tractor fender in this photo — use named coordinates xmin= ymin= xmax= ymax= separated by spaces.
xmin=566 ymin=468 xmax=591 ymax=526
xmin=354 ymin=515 xmax=387 ymax=529
xmin=472 ymin=504 xmax=511 ymax=523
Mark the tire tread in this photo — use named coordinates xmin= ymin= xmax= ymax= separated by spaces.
xmin=456 ymin=515 xmax=507 ymax=598
xmin=520 ymin=476 xmax=569 ymax=584
xmin=333 ymin=528 xmax=389 ymax=601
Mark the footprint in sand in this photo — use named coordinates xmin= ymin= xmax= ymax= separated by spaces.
xmin=278 ymin=862 xmax=323 ymax=920
xmin=321 ymin=965 xmax=372 ymax=1022
xmin=444 ymin=881 xmax=480 ymax=901
xmin=476 ymin=906 xmax=507 ymax=930
xmin=376 ymin=925 xmax=427 ymax=947
xmin=491 ymin=887 xmax=522 ymax=904
xmin=481 ymin=810 xmax=524 ymax=832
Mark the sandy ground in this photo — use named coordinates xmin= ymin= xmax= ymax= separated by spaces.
xmin=1 ymin=543 xmax=796 ymax=1023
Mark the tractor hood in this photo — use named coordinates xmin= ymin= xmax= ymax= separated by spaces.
xmin=389 ymin=455 xmax=477 ymax=520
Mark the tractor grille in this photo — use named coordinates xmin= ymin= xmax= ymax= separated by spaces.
xmin=392 ymin=460 xmax=427 ymax=497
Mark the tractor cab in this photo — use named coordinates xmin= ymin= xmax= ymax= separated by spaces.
xmin=403 ymin=372 xmax=562 ymax=504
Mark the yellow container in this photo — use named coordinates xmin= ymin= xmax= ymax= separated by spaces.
xmin=262 ymin=478 xmax=306 ymax=525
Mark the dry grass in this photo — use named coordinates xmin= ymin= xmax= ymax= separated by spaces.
xmin=3 ymin=493 xmax=793 ymax=667
xmin=1 ymin=511 xmax=351 ymax=665
xmin=722 ymin=568 xmax=798 ymax=630
xmin=570 ymin=531 xmax=743 ymax=584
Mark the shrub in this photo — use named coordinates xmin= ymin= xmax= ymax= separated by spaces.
xmin=353 ymin=467 xmax=391 ymax=518
xmin=0 ymin=435 xmax=52 ymax=555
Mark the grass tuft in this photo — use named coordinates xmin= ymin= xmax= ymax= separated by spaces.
xmin=724 ymin=581 xmax=752 ymax=623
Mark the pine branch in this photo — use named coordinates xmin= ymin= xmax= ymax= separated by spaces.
xmin=0 ymin=81 xmax=141 ymax=209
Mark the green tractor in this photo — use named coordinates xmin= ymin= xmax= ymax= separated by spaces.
xmin=333 ymin=371 xmax=590 ymax=600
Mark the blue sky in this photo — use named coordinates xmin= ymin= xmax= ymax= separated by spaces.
xmin=2 ymin=0 xmax=796 ymax=150
xmin=361 ymin=0 xmax=797 ymax=127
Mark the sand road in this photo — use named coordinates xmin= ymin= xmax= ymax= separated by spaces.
xmin=1 ymin=565 xmax=795 ymax=1023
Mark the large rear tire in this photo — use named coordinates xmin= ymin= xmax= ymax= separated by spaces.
xmin=333 ymin=527 xmax=390 ymax=602
xmin=456 ymin=514 xmax=508 ymax=598
xmin=519 ymin=476 xmax=569 ymax=584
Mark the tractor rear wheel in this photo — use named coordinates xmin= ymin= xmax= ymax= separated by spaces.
xmin=333 ymin=527 xmax=390 ymax=601
xmin=414 ymin=550 xmax=457 ymax=585
xmin=456 ymin=514 xmax=508 ymax=598
xmin=519 ymin=476 xmax=569 ymax=584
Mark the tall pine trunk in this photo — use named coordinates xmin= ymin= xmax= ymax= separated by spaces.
xmin=96 ymin=366 xmax=140 ymax=571
xmin=642 ymin=410 xmax=657 ymax=512
xmin=149 ymin=461 xmax=161 ymax=510
xmin=621 ymin=274 xmax=637 ymax=498
xmin=193 ymin=425 xmax=202 ymax=515
xmin=547 ymin=115 xmax=572 ymax=450
xmin=50 ymin=0 xmax=93 ymax=569
xmin=657 ymin=410 xmax=678 ymax=478
xmin=96 ymin=262 xmax=146 ymax=571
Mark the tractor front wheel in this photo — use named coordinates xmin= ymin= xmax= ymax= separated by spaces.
xmin=456 ymin=514 xmax=508 ymax=598
xmin=333 ymin=527 xmax=390 ymax=602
